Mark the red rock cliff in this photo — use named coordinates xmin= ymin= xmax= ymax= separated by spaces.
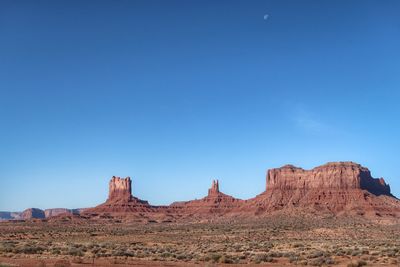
xmin=108 ymin=176 xmax=133 ymax=202
xmin=208 ymin=179 xmax=219 ymax=196
xmin=84 ymin=176 xmax=152 ymax=213
xmin=247 ymin=162 xmax=399 ymax=216
xmin=266 ymin=162 xmax=391 ymax=196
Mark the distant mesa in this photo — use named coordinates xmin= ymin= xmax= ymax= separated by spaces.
xmin=20 ymin=208 xmax=45 ymax=220
xmin=44 ymin=208 xmax=80 ymax=218
xmin=0 ymin=211 xmax=22 ymax=221
xmin=0 ymin=209 xmax=81 ymax=221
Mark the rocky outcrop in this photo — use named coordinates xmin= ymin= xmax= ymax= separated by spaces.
xmin=208 ymin=180 xmax=219 ymax=196
xmin=266 ymin=162 xmax=391 ymax=195
xmin=171 ymin=180 xmax=244 ymax=215
xmin=0 ymin=212 xmax=21 ymax=220
xmin=250 ymin=162 xmax=399 ymax=217
xmin=44 ymin=208 xmax=80 ymax=218
xmin=20 ymin=208 xmax=45 ymax=219
xmin=108 ymin=176 xmax=133 ymax=203
xmin=84 ymin=176 xmax=153 ymax=213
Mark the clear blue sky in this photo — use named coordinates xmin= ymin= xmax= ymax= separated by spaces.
xmin=1 ymin=0 xmax=399 ymax=211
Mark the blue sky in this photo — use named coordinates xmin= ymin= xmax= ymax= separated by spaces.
xmin=1 ymin=0 xmax=399 ymax=211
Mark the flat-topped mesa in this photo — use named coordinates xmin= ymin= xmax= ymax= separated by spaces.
xmin=20 ymin=208 xmax=45 ymax=220
xmin=266 ymin=161 xmax=391 ymax=196
xmin=108 ymin=176 xmax=133 ymax=202
xmin=208 ymin=179 xmax=220 ymax=196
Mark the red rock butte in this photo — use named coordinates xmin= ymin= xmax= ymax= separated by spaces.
xmin=84 ymin=176 xmax=153 ymax=214
xmin=266 ymin=162 xmax=391 ymax=195
xmin=43 ymin=161 xmax=400 ymax=220
xmin=249 ymin=162 xmax=399 ymax=217
xmin=108 ymin=176 xmax=133 ymax=203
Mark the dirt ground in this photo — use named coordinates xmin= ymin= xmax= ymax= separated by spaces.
xmin=1 ymin=214 xmax=399 ymax=266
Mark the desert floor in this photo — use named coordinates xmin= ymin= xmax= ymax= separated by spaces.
xmin=0 ymin=214 xmax=399 ymax=266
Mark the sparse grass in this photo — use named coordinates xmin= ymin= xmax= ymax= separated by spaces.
xmin=0 ymin=215 xmax=399 ymax=266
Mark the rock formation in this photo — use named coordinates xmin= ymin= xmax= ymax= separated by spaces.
xmin=20 ymin=208 xmax=45 ymax=220
xmin=84 ymin=176 xmax=153 ymax=213
xmin=208 ymin=179 xmax=219 ymax=196
xmin=9 ymin=162 xmax=399 ymax=221
xmin=108 ymin=176 xmax=133 ymax=202
xmin=44 ymin=208 xmax=79 ymax=218
xmin=250 ymin=162 xmax=399 ymax=217
xmin=171 ymin=179 xmax=244 ymax=215
xmin=0 ymin=212 xmax=21 ymax=220
xmin=266 ymin=162 xmax=391 ymax=195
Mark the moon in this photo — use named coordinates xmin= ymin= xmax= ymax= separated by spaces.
xmin=264 ymin=14 xmax=269 ymax=20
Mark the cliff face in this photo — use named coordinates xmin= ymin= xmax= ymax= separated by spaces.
xmin=266 ymin=162 xmax=391 ymax=196
xmin=20 ymin=208 xmax=45 ymax=220
xmin=108 ymin=176 xmax=133 ymax=202
xmin=208 ymin=180 xmax=219 ymax=196
xmin=250 ymin=162 xmax=398 ymax=216
xmin=44 ymin=208 xmax=79 ymax=218
xmin=0 ymin=212 xmax=19 ymax=220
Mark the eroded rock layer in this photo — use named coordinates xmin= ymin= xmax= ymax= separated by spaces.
xmin=266 ymin=162 xmax=391 ymax=195
xmin=20 ymin=208 xmax=45 ymax=220
xmin=249 ymin=162 xmax=399 ymax=217
xmin=14 ymin=162 xmax=399 ymax=221
xmin=171 ymin=180 xmax=244 ymax=215
xmin=84 ymin=176 xmax=153 ymax=213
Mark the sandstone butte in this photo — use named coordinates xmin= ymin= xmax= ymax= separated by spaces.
xmin=83 ymin=176 xmax=154 ymax=213
xmin=246 ymin=162 xmax=400 ymax=218
xmin=6 ymin=162 xmax=400 ymax=220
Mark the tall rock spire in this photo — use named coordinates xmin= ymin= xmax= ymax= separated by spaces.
xmin=208 ymin=179 xmax=219 ymax=196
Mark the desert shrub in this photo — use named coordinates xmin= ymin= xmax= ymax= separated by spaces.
xmin=308 ymin=251 xmax=324 ymax=258
xmin=67 ymin=247 xmax=83 ymax=256
xmin=351 ymin=250 xmax=361 ymax=256
xmin=210 ymin=253 xmax=221 ymax=262
xmin=347 ymin=260 xmax=367 ymax=267
xmin=309 ymin=257 xmax=325 ymax=266
xmin=54 ymin=260 xmax=71 ymax=267
xmin=51 ymin=248 xmax=61 ymax=255
xmin=219 ymin=255 xmax=233 ymax=264
xmin=289 ymin=255 xmax=299 ymax=263
xmin=176 ymin=254 xmax=187 ymax=260
xmin=71 ymin=257 xmax=83 ymax=264
xmin=161 ymin=252 xmax=172 ymax=258
xmin=253 ymin=253 xmax=273 ymax=264
xmin=16 ymin=244 xmax=44 ymax=254
xmin=292 ymin=243 xmax=304 ymax=248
